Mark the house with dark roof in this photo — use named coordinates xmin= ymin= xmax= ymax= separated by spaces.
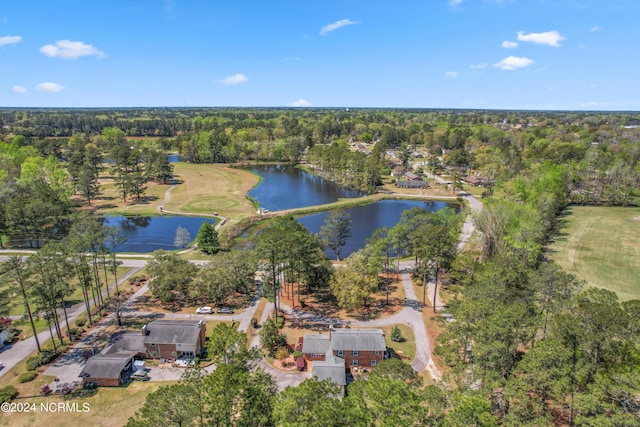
xmin=142 ymin=319 xmax=207 ymax=359
xmin=79 ymin=319 xmax=206 ymax=387
xmin=79 ymin=352 xmax=135 ymax=387
xmin=302 ymin=328 xmax=387 ymax=389
xmin=403 ymin=171 xmax=422 ymax=181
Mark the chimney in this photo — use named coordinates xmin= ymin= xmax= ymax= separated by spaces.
xmin=141 ymin=324 xmax=147 ymax=336
xmin=329 ymin=324 xmax=333 ymax=341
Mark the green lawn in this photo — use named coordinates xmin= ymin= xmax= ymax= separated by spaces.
xmin=550 ymin=206 xmax=640 ymax=301
xmin=382 ymin=324 xmax=416 ymax=360
xmin=166 ymin=163 xmax=259 ymax=221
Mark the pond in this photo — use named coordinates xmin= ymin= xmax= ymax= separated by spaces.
xmin=297 ymin=199 xmax=458 ymax=259
xmin=248 ymin=164 xmax=365 ymax=211
xmin=101 ymin=215 xmax=216 ymax=253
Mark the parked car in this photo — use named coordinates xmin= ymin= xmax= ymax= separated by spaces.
xmin=174 ymin=356 xmax=194 ymax=367
xmin=131 ymin=371 xmax=148 ymax=381
xmin=196 ymin=306 xmax=213 ymax=314
xmin=217 ymin=307 xmax=234 ymax=314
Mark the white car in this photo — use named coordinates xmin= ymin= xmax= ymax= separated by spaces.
xmin=196 ymin=306 xmax=213 ymax=314
xmin=174 ymin=357 xmax=194 ymax=367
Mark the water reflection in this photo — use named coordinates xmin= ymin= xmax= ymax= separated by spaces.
xmin=298 ymin=200 xmax=458 ymax=259
xmin=100 ymin=216 xmax=216 ymax=252
xmin=248 ymin=164 xmax=365 ymax=211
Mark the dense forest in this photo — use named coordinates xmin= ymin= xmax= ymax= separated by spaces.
xmin=1 ymin=108 xmax=640 ymax=425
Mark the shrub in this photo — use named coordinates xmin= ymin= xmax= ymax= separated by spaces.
xmin=68 ymin=328 xmax=82 ymax=340
xmin=40 ymin=384 xmax=51 ymax=396
xmin=250 ymin=317 xmax=258 ymax=328
xmin=26 ymin=350 xmax=58 ymax=371
xmin=26 ymin=356 xmax=40 ymax=371
xmin=275 ymin=347 xmax=290 ymax=362
xmin=391 ymin=325 xmax=404 ymax=343
xmin=292 ymin=351 xmax=303 ymax=360
xmin=75 ymin=318 xmax=86 ymax=328
xmin=275 ymin=315 xmax=285 ymax=329
xmin=299 ymin=299 xmax=306 ymax=308
xmin=0 ymin=385 xmax=17 ymax=403
xmin=18 ymin=371 xmax=37 ymax=383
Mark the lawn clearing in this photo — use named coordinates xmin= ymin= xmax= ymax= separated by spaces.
xmin=382 ymin=324 xmax=416 ymax=361
xmin=550 ymin=206 xmax=640 ymax=301
xmin=165 ymin=163 xmax=259 ymax=222
xmin=0 ymin=381 xmax=170 ymax=427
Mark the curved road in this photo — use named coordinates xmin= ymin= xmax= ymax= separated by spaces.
xmin=0 ymin=187 xmax=481 ymax=385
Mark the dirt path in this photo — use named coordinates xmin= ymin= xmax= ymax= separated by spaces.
xmin=158 ymin=184 xmax=227 ymax=232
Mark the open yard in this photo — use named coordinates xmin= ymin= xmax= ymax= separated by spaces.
xmin=0 ymin=380 xmax=169 ymax=427
xmin=84 ymin=162 xmax=259 ymax=221
xmin=164 ymin=163 xmax=259 ymax=221
xmin=549 ymin=206 xmax=640 ymax=301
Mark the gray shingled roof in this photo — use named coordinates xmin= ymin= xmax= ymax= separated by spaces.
xmin=103 ymin=334 xmax=146 ymax=354
xmin=79 ymin=353 xmax=133 ymax=380
xmin=330 ymin=329 xmax=386 ymax=352
xmin=312 ymin=356 xmax=346 ymax=386
xmin=144 ymin=320 xmax=203 ymax=345
xmin=301 ymin=334 xmax=330 ymax=354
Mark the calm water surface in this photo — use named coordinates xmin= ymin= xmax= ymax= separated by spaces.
xmin=248 ymin=165 xmax=365 ymax=211
xmin=298 ymin=199 xmax=457 ymax=258
xmin=101 ymin=216 xmax=216 ymax=252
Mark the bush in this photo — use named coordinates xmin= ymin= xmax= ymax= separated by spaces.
xmin=26 ymin=350 xmax=58 ymax=371
xmin=275 ymin=347 xmax=290 ymax=362
xmin=275 ymin=315 xmax=285 ymax=329
xmin=68 ymin=328 xmax=82 ymax=340
xmin=299 ymin=299 xmax=306 ymax=308
xmin=26 ymin=356 xmax=40 ymax=371
xmin=75 ymin=318 xmax=86 ymax=328
xmin=18 ymin=371 xmax=37 ymax=383
xmin=0 ymin=385 xmax=17 ymax=403
xmin=391 ymin=325 xmax=404 ymax=343
xmin=293 ymin=351 xmax=303 ymax=360
xmin=250 ymin=317 xmax=258 ymax=328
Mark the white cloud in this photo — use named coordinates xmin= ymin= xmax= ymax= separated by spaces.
xmin=320 ymin=19 xmax=357 ymax=35
xmin=1 ymin=17 xmax=8 ymax=24
xmin=589 ymin=26 xmax=602 ymax=32
xmin=517 ymin=30 xmax=565 ymax=47
xmin=218 ymin=73 xmax=248 ymax=85
xmin=11 ymin=85 xmax=27 ymax=94
xmin=0 ymin=35 xmax=22 ymax=46
xmin=291 ymin=98 xmax=311 ymax=107
xmin=35 ymin=82 xmax=64 ymax=92
xmin=590 ymin=83 xmax=598 ymax=88
xmin=444 ymin=71 xmax=459 ymax=78
xmin=39 ymin=40 xmax=105 ymax=59
xmin=494 ymin=56 xmax=534 ymax=70
xmin=501 ymin=40 xmax=518 ymax=48
xmin=448 ymin=0 xmax=463 ymax=6
xmin=470 ymin=63 xmax=487 ymax=69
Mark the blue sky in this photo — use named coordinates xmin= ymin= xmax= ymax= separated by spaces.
xmin=1 ymin=0 xmax=638 ymax=110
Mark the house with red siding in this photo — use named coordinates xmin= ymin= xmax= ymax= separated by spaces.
xmin=79 ymin=319 xmax=206 ymax=387
xmin=302 ymin=328 xmax=387 ymax=389
xmin=142 ymin=319 xmax=206 ymax=359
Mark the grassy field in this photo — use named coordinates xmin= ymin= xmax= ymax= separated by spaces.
xmin=165 ymin=163 xmax=259 ymax=221
xmin=382 ymin=324 xmax=416 ymax=360
xmin=0 ymin=380 xmax=169 ymax=427
xmin=550 ymin=205 xmax=640 ymax=301
xmin=87 ymin=162 xmax=259 ymax=220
